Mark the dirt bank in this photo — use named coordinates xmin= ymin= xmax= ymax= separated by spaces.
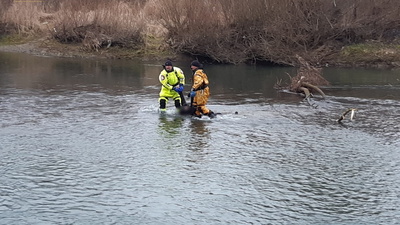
xmin=2 ymin=0 xmax=400 ymax=67
xmin=0 ymin=36 xmax=188 ymax=61
xmin=1 ymin=36 xmax=400 ymax=69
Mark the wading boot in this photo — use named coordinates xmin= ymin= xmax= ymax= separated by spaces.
xmin=159 ymin=99 xmax=167 ymax=114
xmin=194 ymin=111 xmax=202 ymax=118
xmin=207 ymin=111 xmax=216 ymax=119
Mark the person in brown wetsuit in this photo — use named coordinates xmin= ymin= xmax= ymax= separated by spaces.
xmin=188 ymin=60 xmax=216 ymax=118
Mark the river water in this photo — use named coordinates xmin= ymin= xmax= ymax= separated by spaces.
xmin=0 ymin=52 xmax=399 ymax=225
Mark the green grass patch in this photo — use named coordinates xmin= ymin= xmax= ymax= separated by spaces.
xmin=340 ymin=42 xmax=400 ymax=65
xmin=0 ymin=33 xmax=40 ymax=46
xmin=0 ymin=34 xmax=27 ymax=45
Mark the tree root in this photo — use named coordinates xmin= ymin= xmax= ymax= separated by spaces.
xmin=298 ymin=87 xmax=311 ymax=99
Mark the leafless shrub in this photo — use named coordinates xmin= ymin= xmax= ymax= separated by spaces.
xmin=1 ymin=0 xmax=146 ymax=50
xmin=156 ymin=0 xmax=400 ymax=65
xmin=52 ymin=0 xmax=145 ymax=50
xmin=2 ymin=0 xmax=400 ymax=63
xmin=154 ymin=0 xmax=226 ymax=60
xmin=0 ymin=0 xmax=13 ymax=35
xmin=1 ymin=1 xmax=44 ymax=35
xmin=41 ymin=0 xmax=61 ymax=13
xmin=289 ymin=55 xmax=330 ymax=92
xmin=0 ymin=0 xmax=13 ymax=14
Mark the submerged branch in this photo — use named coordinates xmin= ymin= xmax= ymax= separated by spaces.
xmin=301 ymin=82 xmax=326 ymax=98
xmin=298 ymin=87 xmax=311 ymax=99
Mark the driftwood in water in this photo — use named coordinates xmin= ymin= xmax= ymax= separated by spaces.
xmin=289 ymin=55 xmax=329 ymax=98
xmin=338 ymin=108 xmax=357 ymax=122
xmin=274 ymin=55 xmax=329 ymax=106
xmin=273 ymin=55 xmax=330 ymax=108
xmin=301 ymin=82 xmax=326 ymax=98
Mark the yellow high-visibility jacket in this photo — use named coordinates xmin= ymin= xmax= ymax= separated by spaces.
xmin=159 ymin=67 xmax=185 ymax=98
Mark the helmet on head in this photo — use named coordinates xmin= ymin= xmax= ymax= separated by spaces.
xmin=191 ymin=60 xmax=202 ymax=68
xmin=164 ymin=60 xmax=173 ymax=67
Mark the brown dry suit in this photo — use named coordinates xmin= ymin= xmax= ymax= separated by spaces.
xmin=191 ymin=68 xmax=212 ymax=117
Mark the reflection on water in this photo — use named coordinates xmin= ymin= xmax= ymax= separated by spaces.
xmin=1 ymin=51 xmax=400 ymax=224
xmin=187 ymin=119 xmax=211 ymax=151
xmin=158 ymin=115 xmax=184 ymax=137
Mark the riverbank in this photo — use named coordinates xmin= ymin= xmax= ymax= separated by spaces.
xmin=0 ymin=34 xmax=189 ymax=61
xmin=327 ymin=41 xmax=400 ymax=69
xmin=2 ymin=0 xmax=400 ymax=67
xmin=1 ymin=35 xmax=400 ymax=69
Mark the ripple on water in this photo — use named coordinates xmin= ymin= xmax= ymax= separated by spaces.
xmin=1 ymin=87 xmax=400 ymax=224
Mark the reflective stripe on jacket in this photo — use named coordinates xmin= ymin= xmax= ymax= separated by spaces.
xmin=159 ymin=67 xmax=185 ymax=90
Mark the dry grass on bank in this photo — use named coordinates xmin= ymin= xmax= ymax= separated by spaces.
xmin=1 ymin=0 xmax=400 ymax=65
xmin=158 ymin=0 xmax=400 ymax=65
xmin=1 ymin=0 xmax=158 ymax=52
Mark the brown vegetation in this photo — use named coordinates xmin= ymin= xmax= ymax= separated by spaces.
xmin=274 ymin=55 xmax=329 ymax=106
xmin=159 ymin=0 xmax=400 ymax=65
xmin=1 ymin=0 xmax=400 ymax=66
xmin=1 ymin=0 xmax=148 ymax=52
xmin=51 ymin=0 xmax=146 ymax=51
xmin=290 ymin=55 xmax=329 ymax=99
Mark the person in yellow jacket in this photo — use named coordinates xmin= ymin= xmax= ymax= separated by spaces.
xmin=159 ymin=60 xmax=185 ymax=112
xmin=189 ymin=60 xmax=216 ymax=118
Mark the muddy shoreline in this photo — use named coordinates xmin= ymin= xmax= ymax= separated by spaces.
xmin=0 ymin=37 xmax=189 ymax=62
xmin=1 ymin=37 xmax=400 ymax=69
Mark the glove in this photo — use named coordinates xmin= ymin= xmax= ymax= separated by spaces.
xmin=190 ymin=91 xmax=196 ymax=98
xmin=173 ymin=84 xmax=184 ymax=92
xmin=177 ymin=84 xmax=184 ymax=92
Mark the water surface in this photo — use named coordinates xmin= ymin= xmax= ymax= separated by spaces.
xmin=1 ymin=52 xmax=399 ymax=224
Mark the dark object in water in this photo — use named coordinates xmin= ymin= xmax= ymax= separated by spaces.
xmin=179 ymin=105 xmax=196 ymax=116
xmin=338 ymin=108 xmax=357 ymax=122
xmin=178 ymin=105 xmax=218 ymax=119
